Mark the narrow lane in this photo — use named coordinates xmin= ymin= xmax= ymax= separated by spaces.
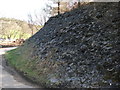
xmin=0 ymin=47 xmax=36 ymax=89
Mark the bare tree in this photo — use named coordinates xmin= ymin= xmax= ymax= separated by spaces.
xmin=27 ymin=12 xmax=48 ymax=33
xmin=27 ymin=14 xmax=34 ymax=35
xmin=34 ymin=12 xmax=48 ymax=26
xmin=50 ymin=1 xmax=70 ymax=15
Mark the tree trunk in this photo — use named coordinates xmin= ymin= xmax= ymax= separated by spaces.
xmin=78 ymin=0 xmax=80 ymax=7
xmin=58 ymin=1 xmax=60 ymax=15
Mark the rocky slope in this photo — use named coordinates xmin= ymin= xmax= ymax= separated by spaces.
xmin=6 ymin=2 xmax=120 ymax=88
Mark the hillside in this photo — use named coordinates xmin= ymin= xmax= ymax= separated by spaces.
xmin=5 ymin=2 xmax=120 ymax=88
xmin=0 ymin=18 xmax=39 ymax=40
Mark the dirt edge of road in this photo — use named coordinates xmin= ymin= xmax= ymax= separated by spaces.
xmin=2 ymin=54 xmax=40 ymax=88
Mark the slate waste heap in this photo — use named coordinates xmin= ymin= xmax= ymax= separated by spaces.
xmin=9 ymin=2 xmax=120 ymax=88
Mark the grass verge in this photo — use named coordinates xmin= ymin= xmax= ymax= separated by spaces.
xmin=4 ymin=48 xmax=51 ymax=87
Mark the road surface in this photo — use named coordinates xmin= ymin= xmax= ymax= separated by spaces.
xmin=0 ymin=47 xmax=38 ymax=89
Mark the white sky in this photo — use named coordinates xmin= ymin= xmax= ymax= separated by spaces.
xmin=0 ymin=0 xmax=119 ymax=21
xmin=0 ymin=0 xmax=47 ymax=21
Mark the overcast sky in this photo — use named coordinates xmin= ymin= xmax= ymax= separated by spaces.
xmin=0 ymin=0 xmax=47 ymax=21
xmin=0 ymin=0 xmax=119 ymax=21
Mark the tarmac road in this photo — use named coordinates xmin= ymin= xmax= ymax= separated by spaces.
xmin=0 ymin=47 xmax=38 ymax=89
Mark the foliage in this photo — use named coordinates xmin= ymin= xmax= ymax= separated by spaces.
xmin=5 ymin=47 xmax=54 ymax=87
xmin=0 ymin=18 xmax=41 ymax=40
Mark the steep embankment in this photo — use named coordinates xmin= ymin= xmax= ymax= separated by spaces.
xmin=5 ymin=2 xmax=120 ymax=88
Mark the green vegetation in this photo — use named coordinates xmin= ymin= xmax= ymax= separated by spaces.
xmin=0 ymin=17 xmax=42 ymax=40
xmin=5 ymin=46 xmax=60 ymax=87
xmin=5 ymin=48 xmax=48 ymax=86
xmin=0 ymin=30 xmax=31 ymax=40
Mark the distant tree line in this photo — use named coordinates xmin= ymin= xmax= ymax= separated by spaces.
xmin=50 ymin=0 xmax=86 ymax=16
xmin=27 ymin=0 xmax=85 ymax=26
xmin=27 ymin=0 xmax=94 ymax=29
xmin=0 ymin=18 xmax=41 ymax=40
